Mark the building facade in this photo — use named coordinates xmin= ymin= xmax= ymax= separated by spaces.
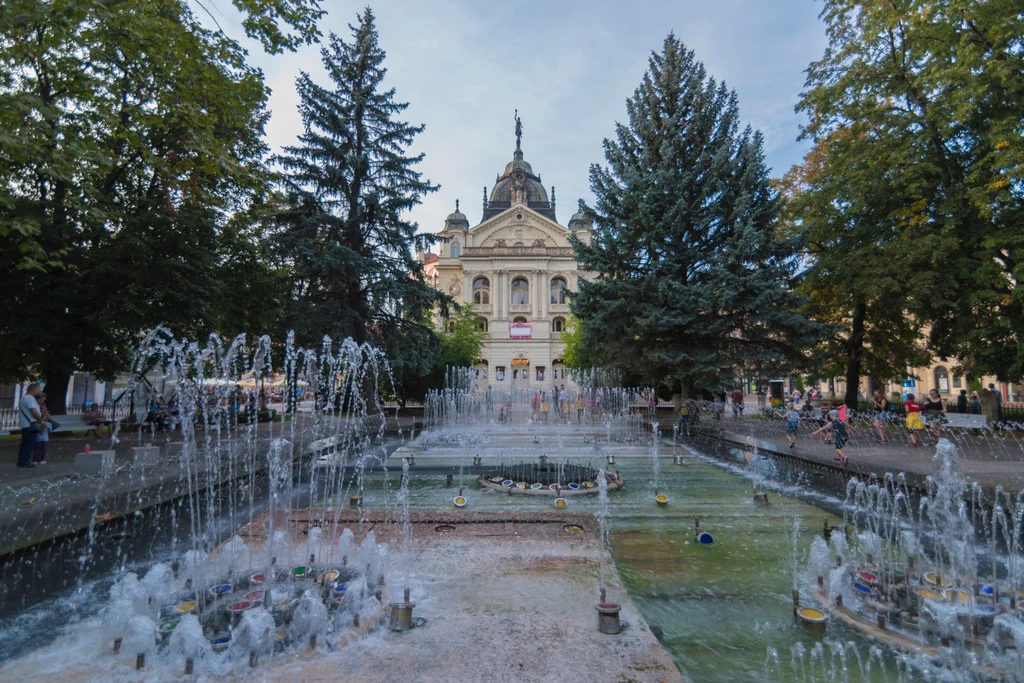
xmin=423 ymin=137 xmax=592 ymax=389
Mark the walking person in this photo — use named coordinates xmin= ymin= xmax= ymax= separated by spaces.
xmin=923 ymin=389 xmax=947 ymax=442
xmin=904 ymin=393 xmax=924 ymax=447
xmin=784 ymin=402 xmax=800 ymax=449
xmin=576 ymin=392 xmax=585 ymax=423
xmin=540 ymin=392 xmax=550 ymax=423
xmin=17 ymin=383 xmax=46 ymax=469
xmin=871 ymin=391 xmax=890 ymax=443
xmin=711 ymin=393 xmax=725 ymax=431
xmin=811 ymin=405 xmax=848 ymax=466
xmin=956 ymin=389 xmax=968 ymax=414
xmin=32 ymin=392 xmax=53 ymax=464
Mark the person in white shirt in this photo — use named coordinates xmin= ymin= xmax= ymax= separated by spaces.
xmin=18 ymin=383 xmax=46 ymax=469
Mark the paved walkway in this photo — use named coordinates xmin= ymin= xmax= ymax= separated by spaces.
xmin=701 ymin=426 xmax=1024 ymax=495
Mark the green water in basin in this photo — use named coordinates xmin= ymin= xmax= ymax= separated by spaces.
xmin=349 ymin=452 xmax=923 ymax=682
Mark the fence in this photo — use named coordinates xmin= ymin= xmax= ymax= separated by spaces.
xmin=0 ymin=402 xmax=134 ymax=432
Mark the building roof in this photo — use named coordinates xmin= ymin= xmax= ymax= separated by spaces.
xmin=482 ymin=142 xmax=556 ymax=223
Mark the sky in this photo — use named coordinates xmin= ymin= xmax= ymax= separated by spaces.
xmin=216 ymin=0 xmax=828 ymax=235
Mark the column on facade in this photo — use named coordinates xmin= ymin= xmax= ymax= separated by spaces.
xmin=493 ymin=269 xmax=502 ymax=319
xmin=462 ymin=270 xmax=472 ymax=305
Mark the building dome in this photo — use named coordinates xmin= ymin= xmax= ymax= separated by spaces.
xmin=567 ymin=202 xmax=592 ymax=231
xmin=482 ymin=144 xmax=556 ymax=222
xmin=444 ymin=199 xmax=470 ymax=230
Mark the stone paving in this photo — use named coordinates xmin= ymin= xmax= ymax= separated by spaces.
xmin=0 ymin=509 xmax=684 ymax=682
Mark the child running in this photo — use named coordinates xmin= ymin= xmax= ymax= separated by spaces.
xmin=811 ymin=404 xmax=849 ymax=466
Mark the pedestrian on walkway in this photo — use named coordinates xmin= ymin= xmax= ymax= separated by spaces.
xmin=17 ymin=383 xmax=46 ymax=469
xmin=871 ymin=391 xmax=890 ymax=443
xmin=576 ymin=392 xmax=585 ymax=423
xmin=923 ymin=389 xmax=947 ymax=442
xmin=678 ymin=401 xmax=692 ymax=437
xmin=784 ymin=402 xmax=800 ymax=449
xmin=33 ymin=392 xmax=53 ymax=464
xmin=904 ymin=394 xmax=923 ymax=447
xmin=956 ymin=390 xmax=968 ymax=414
xmin=811 ymin=405 xmax=848 ymax=466
xmin=729 ymin=388 xmax=744 ymax=418
xmin=970 ymin=391 xmax=981 ymax=414
xmin=989 ymin=383 xmax=1003 ymax=424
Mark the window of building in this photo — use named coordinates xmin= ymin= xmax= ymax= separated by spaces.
xmin=934 ymin=366 xmax=950 ymax=394
xmin=552 ymin=316 xmax=565 ymax=333
xmin=513 ymin=316 xmax=527 ymax=323
xmin=513 ymin=242 xmax=525 ymax=248
xmin=472 ymin=277 xmax=490 ymax=304
xmin=450 ymin=241 xmax=460 ymax=258
xmin=475 ymin=317 xmax=488 ymax=332
xmin=495 ymin=366 xmax=505 ymax=382
xmin=550 ymin=277 xmax=567 ymax=304
xmin=511 ymin=278 xmax=529 ymax=305
xmin=536 ymin=366 xmax=545 ymax=381
xmin=952 ymin=374 xmax=962 ymax=389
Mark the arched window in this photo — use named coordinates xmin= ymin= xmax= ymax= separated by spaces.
xmin=934 ymin=366 xmax=949 ymax=394
xmin=550 ymin=277 xmax=567 ymax=304
xmin=450 ymin=241 xmax=461 ymax=258
xmin=475 ymin=317 xmax=488 ymax=332
xmin=512 ymin=316 xmax=528 ymax=323
xmin=511 ymin=277 xmax=529 ymax=305
xmin=473 ymin=277 xmax=490 ymax=305
xmin=552 ymin=317 xmax=565 ymax=333
xmin=513 ymin=242 xmax=525 ymax=248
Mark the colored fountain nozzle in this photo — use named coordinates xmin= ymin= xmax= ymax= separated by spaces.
xmin=596 ymin=602 xmax=622 ymax=634
xmin=606 ymin=454 xmax=615 ymax=464
xmin=389 ymin=588 xmax=417 ymax=631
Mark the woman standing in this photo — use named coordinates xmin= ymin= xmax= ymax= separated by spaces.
xmin=871 ymin=391 xmax=890 ymax=443
xmin=923 ymin=389 xmax=947 ymax=442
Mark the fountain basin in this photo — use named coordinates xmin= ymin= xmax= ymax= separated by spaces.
xmin=655 ymin=494 xmax=669 ymax=506
xmin=852 ymin=582 xmax=873 ymax=597
xmin=454 ymin=496 xmax=467 ymax=508
xmin=696 ymin=532 xmax=714 ymax=545
xmin=317 ymin=570 xmax=341 ymax=585
xmin=796 ymin=607 xmax=827 ymax=636
xmin=209 ymin=584 xmax=233 ymax=597
xmin=479 ymin=470 xmax=624 ymax=496
xmin=554 ymin=497 xmax=567 ymax=508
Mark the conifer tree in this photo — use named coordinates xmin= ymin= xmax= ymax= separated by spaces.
xmin=276 ymin=8 xmax=445 ymax=383
xmin=570 ymin=35 xmax=819 ymax=398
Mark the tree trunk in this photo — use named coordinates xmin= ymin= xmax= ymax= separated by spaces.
xmin=43 ymin=370 xmax=72 ymax=415
xmin=844 ymin=301 xmax=867 ymax=410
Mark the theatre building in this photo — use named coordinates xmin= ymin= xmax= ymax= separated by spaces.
xmin=421 ymin=134 xmax=593 ymax=389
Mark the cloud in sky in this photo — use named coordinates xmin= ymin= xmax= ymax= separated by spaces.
xmin=220 ymin=0 xmax=827 ymax=235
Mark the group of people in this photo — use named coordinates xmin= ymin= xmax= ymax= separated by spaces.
xmin=16 ymin=383 xmax=51 ymax=468
xmin=525 ymin=386 xmax=586 ymax=423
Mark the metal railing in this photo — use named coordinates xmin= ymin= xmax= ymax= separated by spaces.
xmin=0 ymin=402 xmax=134 ymax=431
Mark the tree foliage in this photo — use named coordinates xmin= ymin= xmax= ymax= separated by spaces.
xmin=0 ymin=0 xmax=317 ymax=410
xmin=794 ymin=0 xmax=1024 ymax=383
xmin=273 ymin=8 xmax=448 ymax=399
xmin=570 ymin=35 xmax=820 ymax=397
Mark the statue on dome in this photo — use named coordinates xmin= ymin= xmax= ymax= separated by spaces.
xmin=514 ymin=109 xmax=523 ymax=148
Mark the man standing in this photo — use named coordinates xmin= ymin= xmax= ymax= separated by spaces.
xmin=989 ymin=383 xmax=1003 ymax=424
xmin=729 ymin=388 xmax=744 ymax=418
xmin=17 ymin=383 xmax=46 ymax=469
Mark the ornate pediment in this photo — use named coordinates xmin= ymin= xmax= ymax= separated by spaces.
xmin=472 ymin=205 xmax=570 ymax=249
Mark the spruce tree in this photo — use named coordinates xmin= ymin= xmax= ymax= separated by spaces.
xmin=570 ymin=35 xmax=820 ymax=398
xmin=275 ymin=8 xmax=445 ymax=383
